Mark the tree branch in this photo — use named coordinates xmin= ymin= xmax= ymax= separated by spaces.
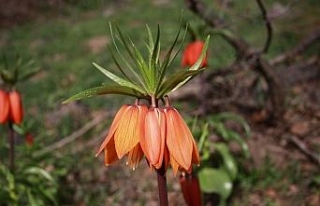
xmin=256 ymin=0 xmax=273 ymax=53
xmin=286 ymin=135 xmax=320 ymax=167
xmin=34 ymin=112 xmax=109 ymax=157
xmin=271 ymin=27 xmax=320 ymax=65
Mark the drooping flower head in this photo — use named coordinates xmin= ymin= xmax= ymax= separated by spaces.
xmin=0 ymin=89 xmax=24 ymax=125
xmin=64 ymin=24 xmax=210 ymax=174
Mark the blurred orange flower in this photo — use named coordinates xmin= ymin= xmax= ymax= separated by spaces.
xmin=181 ymin=41 xmax=208 ymax=68
xmin=0 ymin=89 xmax=9 ymax=124
xmin=9 ymin=90 xmax=24 ymax=124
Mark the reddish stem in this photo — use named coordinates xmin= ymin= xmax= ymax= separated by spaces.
xmin=156 ymin=164 xmax=168 ymax=206
xmin=8 ymin=123 xmax=15 ymax=173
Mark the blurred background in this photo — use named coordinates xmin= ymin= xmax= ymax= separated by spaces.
xmin=0 ymin=0 xmax=319 ymax=205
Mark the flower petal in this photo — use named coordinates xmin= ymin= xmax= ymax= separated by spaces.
xmin=141 ymin=108 xmax=165 ymax=169
xmin=96 ymin=105 xmax=130 ymax=156
xmin=114 ymin=105 xmax=140 ymax=158
xmin=170 ymin=155 xmax=180 ymax=176
xmin=127 ymin=144 xmax=144 ymax=170
xmin=104 ymin=138 xmax=119 ymax=165
xmin=165 ymin=107 xmax=194 ymax=170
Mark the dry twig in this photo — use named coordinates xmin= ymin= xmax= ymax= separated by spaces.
xmin=34 ymin=112 xmax=109 ymax=157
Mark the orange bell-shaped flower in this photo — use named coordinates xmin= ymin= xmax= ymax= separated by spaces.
xmin=164 ymin=107 xmax=200 ymax=175
xmin=96 ymin=104 xmax=147 ymax=170
xmin=9 ymin=90 xmax=23 ymax=124
xmin=181 ymin=41 xmax=208 ymax=68
xmin=0 ymin=89 xmax=10 ymax=124
xmin=140 ymin=107 xmax=166 ymax=169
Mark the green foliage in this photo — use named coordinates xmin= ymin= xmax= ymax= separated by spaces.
xmin=190 ymin=112 xmax=250 ymax=205
xmin=0 ymin=163 xmax=58 ymax=206
xmin=64 ymin=24 xmax=210 ymax=103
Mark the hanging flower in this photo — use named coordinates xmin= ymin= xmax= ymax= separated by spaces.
xmin=65 ymin=25 xmax=210 ymax=174
xmin=96 ymin=104 xmax=147 ymax=170
xmin=9 ymin=90 xmax=23 ymax=124
xmin=0 ymin=89 xmax=9 ymax=124
xmin=140 ymin=107 xmax=166 ymax=169
xmin=182 ymin=41 xmax=208 ymax=68
xmin=164 ymin=107 xmax=200 ymax=175
xmin=179 ymin=172 xmax=202 ymax=206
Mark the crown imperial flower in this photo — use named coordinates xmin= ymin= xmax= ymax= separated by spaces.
xmin=65 ymin=25 xmax=210 ymax=175
xmin=182 ymin=41 xmax=208 ymax=68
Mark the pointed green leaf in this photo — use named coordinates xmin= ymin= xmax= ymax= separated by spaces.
xmin=149 ymin=25 xmax=161 ymax=92
xmin=155 ymin=26 xmax=184 ymax=93
xmin=115 ymin=26 xmax=151 ymax=89
xmin=63 ymin=85 xmax=146 ymax=103
xmin=109 ymin=24 xmax=148 ymax=90
xmin=189 ymin=35 xmax=210 ymax=71
xmin=93 ymin=63 xmax=145 ymax=94
xmin=156 ymin=68 xmax=205 ymax=98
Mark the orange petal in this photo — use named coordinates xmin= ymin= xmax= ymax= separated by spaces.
xmin=170 ymin=155 xmax=180 ymax=176
xmin=96 ymin=105 xmax=130 ymax=156
xmin=114 ymin=105 xmax=140 ymax=158
xmin=163 ymin=146 xmax=170 ymax=172
xmin=104 ymin=138 xmax=119 ymax=165
xmin=127 ymin=144 xmax=144 ymax=170
xmin=141 ymin=108 xmax=165 ymax=169
xmin=165 ymin=107 xmax=193 ymax=170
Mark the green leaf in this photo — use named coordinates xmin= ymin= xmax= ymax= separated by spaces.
xmin=63 ymin=85 xmax=147 ymax=103
xmin=189 ymin=35 xmax=210 ymax=71
xmin=149 ymin=25 xmax=161 ymax=92
xmin=198 ymin=168 xmax=233 ymax=199
xmin=213 ymin=143 xmax=238 ymax=180
xmin=156 ymin=69 xmax=204 ymax=98
xmin=115 ymin=25 xmax=151 ymax=89
xmin=198 ymin=123 xmax=209 ymax=152
xmin=211 ymin=112 xmax=251 ymax=138
xmin=23 ymin=167 xmax=56 ymax=183
xmin=210 ymin=117 xmax=250 ymax=158
xmin=155 ymin=26 xmax=184 ymax=93
xmin=109 ymin=24 xmax=147 ymax=90
xmin=27 ymin=189 xmax=38 ymax=206
xmin=93 ymin=63 xmax=145 ymax=94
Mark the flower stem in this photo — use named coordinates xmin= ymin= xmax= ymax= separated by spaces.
xmin=8 ymin=123 xmax=15 ymax=173
xmin=156 ymin=165 xmax=168 ymax=206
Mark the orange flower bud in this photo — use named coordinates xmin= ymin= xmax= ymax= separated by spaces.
xmin=179 ymin=173 xmax=202 ymax=206
xmin=9 ymin=90 xmax=23 ymax=124
xmin=181 ymin=41 xmax=208 ymax=68
xmin=0 ymin=89 xmax=9 ymax=124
